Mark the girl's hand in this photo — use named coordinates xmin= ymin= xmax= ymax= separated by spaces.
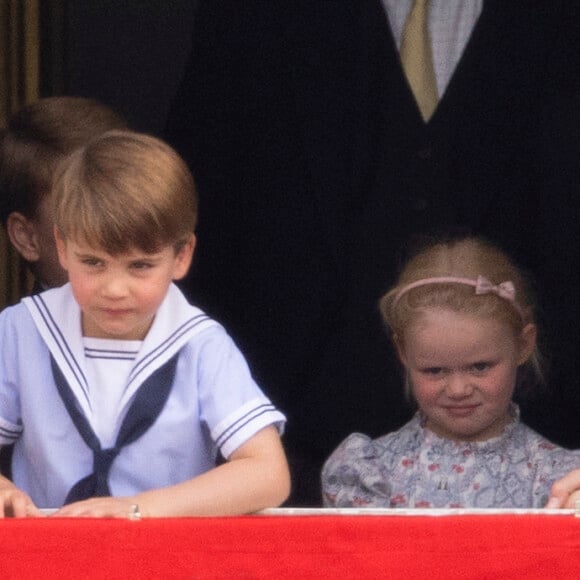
xmin=0 ymin=482 xmax=43 ymax=518
xmin=52 ymin=496 xmax=142 ymax=519
xmin=546 ymin=469 xmax=580 ymax=509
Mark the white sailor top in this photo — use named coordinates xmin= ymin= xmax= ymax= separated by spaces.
xmin=0 ymin=283 xmax=285 ymax=508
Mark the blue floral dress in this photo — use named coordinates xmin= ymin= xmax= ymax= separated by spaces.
xmin=322 ymin=406 xmax=580 ymax=508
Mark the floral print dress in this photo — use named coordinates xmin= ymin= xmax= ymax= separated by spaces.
xmin=322 ymin=406 xmax=580 ymax=508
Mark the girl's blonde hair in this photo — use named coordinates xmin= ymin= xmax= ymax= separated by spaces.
xmin=52 ymin=130 xmax=197 ymax=254
xmin=379 ymin=235 xmax=543 ymax=393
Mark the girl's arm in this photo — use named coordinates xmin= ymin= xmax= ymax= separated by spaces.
xmin=53 ymin=425 xmax=290 ymax=518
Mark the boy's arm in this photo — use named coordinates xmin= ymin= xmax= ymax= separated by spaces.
xmin=54 ymin=425 xmax=290 ymax=518
xmin=138 ymin=424 xmax=291 ymax=517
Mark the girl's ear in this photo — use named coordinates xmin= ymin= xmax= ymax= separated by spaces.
xmin=517 ymin=323 xmax=537 ymax=365
xmin=393 ymin=333 xmax=415 ymax=402
xmin=393 ymin=333 xmax=409 ymax=367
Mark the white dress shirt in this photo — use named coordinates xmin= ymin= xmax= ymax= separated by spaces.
xmin=381 ymin=0 xmax=483 ymax=98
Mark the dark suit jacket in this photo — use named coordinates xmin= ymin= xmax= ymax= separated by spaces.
xmin=166 ymin=0 xmax=580 ymax=504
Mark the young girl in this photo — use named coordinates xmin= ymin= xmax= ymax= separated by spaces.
xmin=0 ymin=130 xmax=289 ymax=518
xmin=322 ymin=236 xmax=580 ymax=509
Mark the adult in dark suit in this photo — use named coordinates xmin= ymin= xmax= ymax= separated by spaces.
xmin=165 ymin=0 xmax=580 ymax=505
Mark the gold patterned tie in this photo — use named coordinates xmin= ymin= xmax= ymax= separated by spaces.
xmin=400 ymin=0 xmax=438 ymax=121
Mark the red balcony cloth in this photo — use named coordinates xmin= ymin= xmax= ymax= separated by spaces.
xmin=1 ymin=514 xmax=579 ymax=578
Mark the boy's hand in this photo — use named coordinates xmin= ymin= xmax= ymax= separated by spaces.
xmin=53 ymin=496 xmax=142 ymax=519
xmin=0 ymin=482 xmax=43 ymax=518
xmin=546 ymin=469 xmax=580 ymax=509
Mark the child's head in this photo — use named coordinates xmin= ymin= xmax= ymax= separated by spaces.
xmin=53 ymin=129 xmax=197 ymax=253
xmin=379 ymin=235 xmax=540 ymax=442
xmin=53 ymin=130 xmax=197 ymax=341
xmin=0 ymin=96 xmax=126 ymax=288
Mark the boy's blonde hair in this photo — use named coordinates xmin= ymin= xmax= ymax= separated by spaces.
xmin=0 ymin=96 xmax=126 ymax=226
xmin=53 ymin=130 xmax=197 ymax=254
xmin=379 ymin=235 xmax=543 ymax=392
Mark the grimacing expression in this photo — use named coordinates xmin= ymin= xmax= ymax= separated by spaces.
xmin=56 ymin=233 xmax=194 ymax=340
xmin=398 ymin=307 xmax=535 ymax=442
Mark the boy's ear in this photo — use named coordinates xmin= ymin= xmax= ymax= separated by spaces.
xmin=518 ymin=323 xmax=537 ymax=365
xmin=6 ymin=212 xmax=41 ymax=262
xmin=172 ymin=233 xmax=196 ymax=281
xmin=53 ymin=226 xmax=69 ymax=270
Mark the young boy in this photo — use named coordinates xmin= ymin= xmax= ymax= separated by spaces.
xmin=0 ymin=96 xmax=127 ymax=292
xmin=0 ymin=130 xmax=290 ymax=518
xmin=0 ymin=96 xmax=127 ymax=480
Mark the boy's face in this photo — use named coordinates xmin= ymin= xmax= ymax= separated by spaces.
xmin=55 ymin=231 xmax=194 ymax=340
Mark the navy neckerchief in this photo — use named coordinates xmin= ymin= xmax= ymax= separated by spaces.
xmin=51 ymin=352 xmax=178 ymax=504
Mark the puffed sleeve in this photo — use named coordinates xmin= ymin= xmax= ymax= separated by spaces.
xmin=531 ymin=444 xmax=580 ymax=508
xmin=321 ymin=433 xmax=392 ymax=508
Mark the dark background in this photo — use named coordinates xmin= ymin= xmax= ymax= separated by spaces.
xmin=42 ymin=0 xmax=198 ymax=135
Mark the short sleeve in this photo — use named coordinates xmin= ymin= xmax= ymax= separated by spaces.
xmin=0 ymin=307 xmax=25 ymax=445
xmin=194 ymin=325 xmax=285 ymax=458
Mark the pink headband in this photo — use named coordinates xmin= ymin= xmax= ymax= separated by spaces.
xmin=392 ymin=275 xmax=525 ymax=320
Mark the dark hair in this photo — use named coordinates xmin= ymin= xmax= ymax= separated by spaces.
xmin=0 ymin=96 xmax=126 ymax=226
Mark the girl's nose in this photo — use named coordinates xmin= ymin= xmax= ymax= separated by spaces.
xmin=445 ymin=374 xmax=474 ymax=398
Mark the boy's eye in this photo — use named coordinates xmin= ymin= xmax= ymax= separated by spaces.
xmin=82 ymin=258 xmax=101 ymax=267
xmin=131 ymin=261 xmax=153 ymax=270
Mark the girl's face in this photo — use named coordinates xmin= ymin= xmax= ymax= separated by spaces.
xmin=56 ymin=231 xmax=194 ymax=340
xmin=397 ymin=307 xmax=536 ymax=442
